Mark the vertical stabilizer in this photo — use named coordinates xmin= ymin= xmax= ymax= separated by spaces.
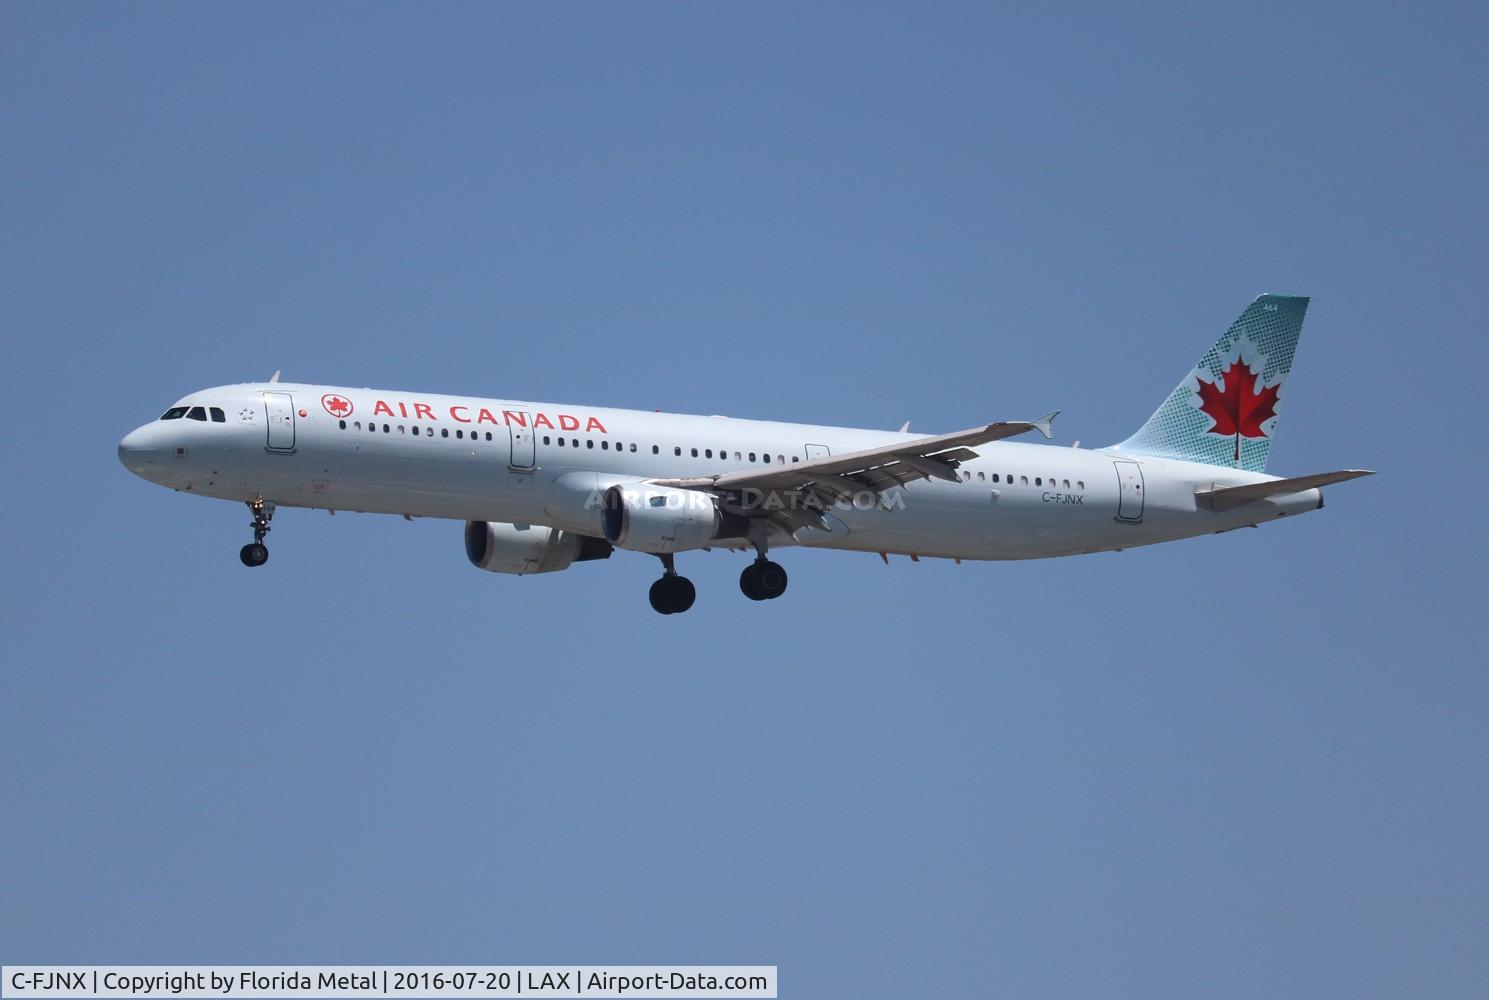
xmin=1114 ymin=294 xmax=1309 ymax=472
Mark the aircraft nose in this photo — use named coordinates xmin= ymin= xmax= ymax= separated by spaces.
xmin=118 ymin=424 xmax=165 ymax=477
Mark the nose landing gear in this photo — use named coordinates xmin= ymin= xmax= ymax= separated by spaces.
xmin=648 ymin=553 xmax=697 ymax=615
xmin=239 ymin=498 xmax=275 ymax=567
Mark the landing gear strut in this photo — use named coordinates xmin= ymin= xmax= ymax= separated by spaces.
xmin=740 ymin=533 xmax=788 ymax=601
xmin=239 ymin=498 xmax=274 ymax=567
xmin=648 ymin=553 xmax=696 ymax=615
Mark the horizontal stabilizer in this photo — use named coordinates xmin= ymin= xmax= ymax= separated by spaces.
xmin=1196 ymin=469 xmax=1374 ymax=512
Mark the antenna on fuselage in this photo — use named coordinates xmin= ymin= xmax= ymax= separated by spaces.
xmin=269 ymin=370 xmax=281 ymax=384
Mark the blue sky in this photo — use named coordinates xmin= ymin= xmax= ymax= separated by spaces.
xmin=3 ymin=4 xmax=1485 ymax=997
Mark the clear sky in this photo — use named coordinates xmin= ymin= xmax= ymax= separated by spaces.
xmin=3 ymin=4 xmax=1485 ymax=997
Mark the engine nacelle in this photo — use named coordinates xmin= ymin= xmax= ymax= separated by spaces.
xmin=601 ymin=483 xmax=726 ymax=553
xmin=464 ymin=521 xmax=611 ymax=575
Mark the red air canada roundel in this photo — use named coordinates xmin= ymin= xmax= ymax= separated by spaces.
xmin=322 ymin=393 xmax=353 ymax=418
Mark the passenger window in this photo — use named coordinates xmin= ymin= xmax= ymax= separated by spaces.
xmin=674 ymin=447 xmax=682 ymax=456
xmin=630 ymin=444 xmax=637 ymax=452
xmin=383 ymin=424 xmax=391 ymax=433
xmin=705 ymin=449 xmax=713 ymax=458
xmin=1020 ymin=475 xmax=1028 ymax=485
xmin=543 ymin=436 xmax=551 ymax=445
xmin=486 ymin=432 xmax=493 ymax=441
xmin=398 ymin=425 xmax=405 ymax=434
xmin=748 ymin=452 xmax=756 ymax=462
xmin=160 ymin=407 xmax=188 ymax=420
xmin=1035 ymin=477 xmax=1042 ymax=486
xmin=1077 ymin=480 xmax=1085 ymax=490
xmin=1063 ymin=479 xmax=1070 ymax=488
xmin=441 ymin=428 xmax=449 ymax=438
xmin=209 ymin=407 xmax=226 ymax=423
xmin=456 ymin=429 xmax=463 ymax=439
xmin=691 ymin=447 xmax=698 ymax=457
xmin=602 ymin=441 xmax=610 ymax=450
xmin=792 ymin=457 xmax=799 ymax=463
xmin=777 ymin=455 xmax=784 ymax=464
xmin=339 ymin=420 xmax=346 ymax=430
xmin=991 ymin=474 xmax=999 ymax=483
xmin=586 ymin=439 xmax=594 ymax=449
xmin=186 ymin=406 xmax=207 ymax=421
xmin=977 ymin=472 xmax=985 ymax=481
xmin=763 ymin=453 xmax=770 ymax=463
xmin=652 ymin=445 xmax=659 ymax=454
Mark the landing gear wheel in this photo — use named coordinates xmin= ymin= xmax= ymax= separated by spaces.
xmin=239 ymin=542 xmax=269 ymax=567
xmin=649 ymin=578 xmax=672 ymax=614
xmin=649 ymin=574 xmax=696 ymax=615
xmin=740 ymin=559 xmax=788 ymax=601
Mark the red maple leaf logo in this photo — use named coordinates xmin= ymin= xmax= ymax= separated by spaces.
xmin=1195 ymin=356 xmax=1280 ymax=462
xmin=321 ymin=393 xmax=352 ymax=417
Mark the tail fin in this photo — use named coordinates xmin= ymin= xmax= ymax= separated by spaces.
xmin=1114 ymin=293 xmax=1309 ymax=472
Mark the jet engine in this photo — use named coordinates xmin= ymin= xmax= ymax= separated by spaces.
xmin=601 ymin=483 xmax=744 ymax=553
xmin=464 ymin=521 xmax=612 ymax=575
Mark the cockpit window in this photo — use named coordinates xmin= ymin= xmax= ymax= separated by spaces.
xmin=161 ymin=407 xmax=189 ymax=420
xmin=209 ymin=407 xmax=226 ymax=423
xmin=186 ymin=406 xmax=208 ymax=421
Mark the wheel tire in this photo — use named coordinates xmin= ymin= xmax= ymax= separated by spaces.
xmin=648 ymin=578 xmax=674 ymax=614
xmin=756 ymin=560 xmax=788 ymax=599
xmin=239 ymin=542 xmax=269 ymax=567
xmin=739 ymin=563 xmax=766 ymax=601
xmin=666 ymin=575 xmax=696 ymax=614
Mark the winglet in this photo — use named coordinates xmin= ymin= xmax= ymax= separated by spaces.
xmin=1031 ymin=410 xmax=1059 ymax=440
xmin=269 ymin=369 xmax=281 ymax=384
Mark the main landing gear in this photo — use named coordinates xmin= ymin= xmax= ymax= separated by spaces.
xmin=239 ymin=498 xmax=274 ymax=567
xmin=739 ymin=557 xmax=789 ymax=601
xmin=740 ymin=531 xmax=788 ymax=602
xmin=649 ymin=553 xmax=696 ymax=615
xmin=646 ymin=546 xmax=790 ymax=615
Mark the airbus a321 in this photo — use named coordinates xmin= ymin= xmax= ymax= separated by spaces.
xmin=119 ymin=294 xmax=1371 ymax=614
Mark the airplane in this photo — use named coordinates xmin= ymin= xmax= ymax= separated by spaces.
xmin=118 ymin=294 xmax=1371 ymax=614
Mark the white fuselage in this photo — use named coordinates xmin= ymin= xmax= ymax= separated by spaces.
xmin=118 ymin=382 xmax=1322 ymax=561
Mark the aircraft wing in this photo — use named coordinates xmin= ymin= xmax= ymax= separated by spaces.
xmin=653 ymin=412 xmax=1058 ymax=501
